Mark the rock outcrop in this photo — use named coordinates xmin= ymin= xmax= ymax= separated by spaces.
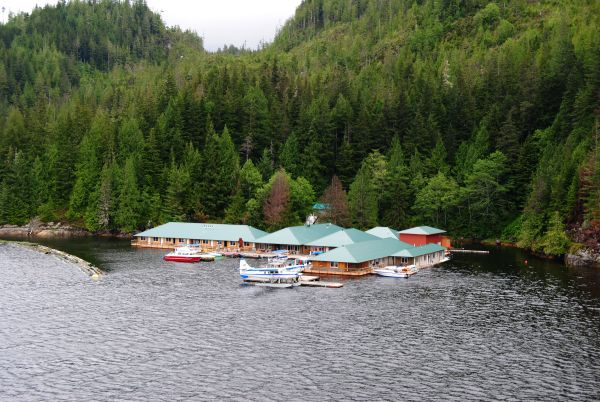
xmin=565 ymin=248 xmax=600 ymax=269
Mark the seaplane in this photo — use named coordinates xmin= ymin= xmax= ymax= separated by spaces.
xmin=239 ymin=259 xmax=302 ymax=288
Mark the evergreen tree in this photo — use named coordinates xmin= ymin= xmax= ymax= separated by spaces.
xmin=463 ymin=151 xmax=509 ymax=236
xmin=540 ymin=211 xmax=571 ymax=255
xmin=381 ymin=137 xmax=410 ymax=229
xmin=320 ymin=175 xmax=350 ymax=226
xmin=240 ymin=159 xmax=263 ymax=200
xmin=263 ymin=169 xmax=291 ymax=230
xmin=279 ymin=133 xmax=300 ymax=177
xmin=115 ymin=157 xmax=142 ymax=232
xmin=257 ymin=147 xmax=274 ymax=181
xmin=348 ymin=164 xmax=378 ymax=229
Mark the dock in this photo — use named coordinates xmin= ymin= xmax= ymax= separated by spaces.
xmin=299 ymin=280 xmax=344 ymax=288
xmin=243 ymin=275 xmax=343 ymax=288
xmin=450 ymin=249 xmax=490 ymax=254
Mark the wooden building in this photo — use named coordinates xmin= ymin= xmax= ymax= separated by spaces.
xmin=365 ymin=226 xmax=400 ymax=239
xmin=253 ymin=223 xmax=343 ymax=254
xmin=132 ymin=222 xmax=268 ymax=251
xmin=308 ymin=238 xmax=446 ymax=276
xmin=398 ymin=226 xmax=446 ymax=247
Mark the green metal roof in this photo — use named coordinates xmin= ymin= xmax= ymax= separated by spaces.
xmin=134 ymin=222 xmax=268 ymax=242
xmin=392 ymin=243 xmax=446 ymax=257
xmin=365 ymin=226 xmax=400 ymax=239
xmin=398 ymin=226 xmax=446 ymax=235
xmin=312 ymin=203 xmax=331 ymax=210
xmin=310 ymin=238 xmax=413 ymax=264
xmin=305 ymin=228 xmax=379 ymax=247
xmin=255 ymin=223 xmax=343 ymax=246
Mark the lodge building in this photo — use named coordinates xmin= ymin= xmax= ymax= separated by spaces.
xmin=308 ymin=238 xmax=446 ymax=276
xmin=132 ymin=222 xmax=448 ymax=275
xmin=132 ymin=222 xmax=268 ymax=252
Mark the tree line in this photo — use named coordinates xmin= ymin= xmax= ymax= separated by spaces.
xmin=0 ymin=0 xmax=598 ymax=256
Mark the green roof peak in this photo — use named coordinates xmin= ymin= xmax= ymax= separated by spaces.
xmin=398 ymin=226 xmax=445 ymax=235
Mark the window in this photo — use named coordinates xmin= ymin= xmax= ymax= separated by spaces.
xmin=140 ymin=237 xmax=146 ymax=241
xmin=203 ymin=240 xmax=208 ymax=244
xmin=244 ymin=242 xmax=249 ymax=246
xmin=330 ymin=261 xmax=338 ymax=268
xmin=153 ymin=237 xmax=158 ymax=242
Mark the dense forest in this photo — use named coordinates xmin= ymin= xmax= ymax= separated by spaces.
xmin=0 ymin=0 xmax=598 ymax=256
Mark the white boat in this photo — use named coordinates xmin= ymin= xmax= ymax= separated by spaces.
xmin=239 ymin=259 xmax=301 ymax=284
xmin=374 ymin=265 xmax=418 ymax=278
xmin=163 ymin=246 xmax=204 ymax=263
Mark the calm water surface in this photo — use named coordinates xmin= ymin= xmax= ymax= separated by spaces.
xmin=1 ymin=238 xmax=599 ymax=401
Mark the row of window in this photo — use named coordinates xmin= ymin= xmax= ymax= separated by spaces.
xmin=138 ymin=237 xmax=249 ymax=247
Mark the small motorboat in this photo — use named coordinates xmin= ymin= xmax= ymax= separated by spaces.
xmin=202 ymin=251 xmax=225 ymax=260
xmin=163 ymin=246 xmax=203 ymax=263
xmin=374 ymin=265 xmax=418 ymax=278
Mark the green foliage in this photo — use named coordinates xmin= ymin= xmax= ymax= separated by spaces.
xmin=413 ymin=172 xmax=461 ymax=227
xmin=540 ymin=211 xmax=571 ymax=255
xmin=115 ymin=158 xmax=142 ymax=232
xmin=463 ymin=151 xmax=509 ymax=237
xmin=348 ymin=164 xmax=378 ymax=230
xmin=0 ymin=0 xmax=597 ymax=255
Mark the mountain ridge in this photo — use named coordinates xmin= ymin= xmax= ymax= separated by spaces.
xmin=0 ymin=0 xmax=598 ymax=257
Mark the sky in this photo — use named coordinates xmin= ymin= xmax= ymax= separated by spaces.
xmin=0 ymin=0 xmax=302 ymax=51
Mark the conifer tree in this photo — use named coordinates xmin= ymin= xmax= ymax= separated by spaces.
xmin=263 ymin=170 xmax=291 ymax=230
xmin=348 ymin=164 xmax=378 ymax=229
xmin=115 ymin=158 xmax=142 ymax=232
xmin=381 ymin=137 xmax=410 ymax=229
xmin=280 ymin=133 xmax=300 ymax=177
xmin=257 ymin=147 xmax=274 ymax=181
xmin=320 ymin=175 xmax=350 ymax=226
xmin=541 ymin=211 xmax=571 ymax=255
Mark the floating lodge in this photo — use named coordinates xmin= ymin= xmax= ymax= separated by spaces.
xmin=133 ymin=223 xmax=450 ymax=276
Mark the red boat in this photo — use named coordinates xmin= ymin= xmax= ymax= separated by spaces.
xmin=163 ymin=246 xmax=203 ymax=263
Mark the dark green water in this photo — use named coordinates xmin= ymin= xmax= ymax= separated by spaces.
xmin=1 ymin=236 xmax=599 ymax=400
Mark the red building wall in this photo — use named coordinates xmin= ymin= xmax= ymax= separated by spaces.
xmin=399 ymin=233 xmax=443 ymax=246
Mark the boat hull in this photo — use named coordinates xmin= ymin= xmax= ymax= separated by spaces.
xmin=374 ymin=270 xmax=409 ymax=278
xmin=163 ymin=255 xmax=201 ymax=263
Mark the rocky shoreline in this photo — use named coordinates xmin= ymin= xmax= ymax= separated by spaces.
xmin=0 ymin=222 xmax=131 ymax=239
xmin=465 ymin=239 xmax=600 ymax=269
xmin=565 ymin=248 xmax=600 ymax=269
xmin=0 ymin=240 xmax=103 ymax=278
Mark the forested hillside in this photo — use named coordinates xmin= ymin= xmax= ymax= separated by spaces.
xmin=0 ymin=0 xmax=598 ymax=256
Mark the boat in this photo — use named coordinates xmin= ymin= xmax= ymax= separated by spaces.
xmin=239 ymin=259 xmax=301 ymax=285
xmin=163 ymin=246 xmax=204 ymax=263
xmin=373 ymin=265 xmax=418 ymax=278
xmin=202 ymin=251 xmax=225 ymax=260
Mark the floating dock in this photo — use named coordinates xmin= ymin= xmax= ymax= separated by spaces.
xmin=450 ymin=249 xmax=490 ymax=254
xmin=243 ymin=275 xmax=343 ymax=288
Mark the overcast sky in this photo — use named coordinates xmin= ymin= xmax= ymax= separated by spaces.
xmin=0 ymin=0 xmax=302 ymax=51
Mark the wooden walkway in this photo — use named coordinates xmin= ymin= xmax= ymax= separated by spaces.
xmin=450 ymin=249 xmax=490 ymax=254
xmin=243 ymin=275 xmax=343 ymax=288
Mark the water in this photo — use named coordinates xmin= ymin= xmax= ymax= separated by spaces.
xmin=1 ymin=238 xmax=599 ymax=401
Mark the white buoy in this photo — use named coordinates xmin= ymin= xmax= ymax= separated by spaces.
xmin=91 ymin=273 xmax=100 ymax=281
